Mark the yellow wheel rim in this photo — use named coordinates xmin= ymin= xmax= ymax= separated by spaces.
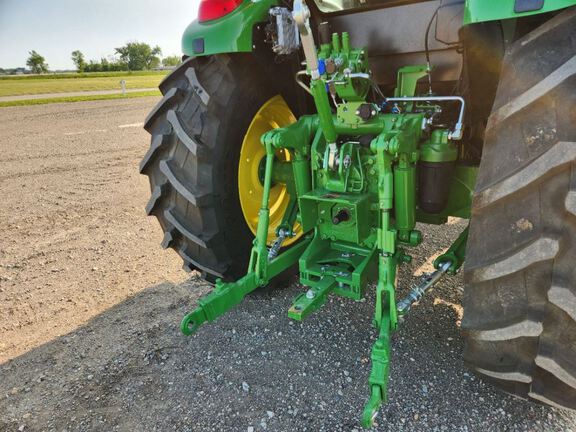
xmin=238 ymin=95 xmax=303 ymax=246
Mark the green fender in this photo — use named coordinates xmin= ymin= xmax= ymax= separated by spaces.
xmin=182 ymin=0 xmax=278 ymax=57
xmin=182 ymin=0 xmax=576 ymax=55
xmin=464 ymin=0 xmax=576 ymax=24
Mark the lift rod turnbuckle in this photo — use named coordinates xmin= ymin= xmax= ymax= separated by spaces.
xmin=396 ymin=261 xmax=452 ymax=317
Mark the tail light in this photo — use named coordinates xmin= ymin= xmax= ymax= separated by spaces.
xmin=198 ymin=0 xmax=243 ymax=22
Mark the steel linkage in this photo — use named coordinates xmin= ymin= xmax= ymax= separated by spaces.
xmin=179 ymin=0 xmax=474 ymax=426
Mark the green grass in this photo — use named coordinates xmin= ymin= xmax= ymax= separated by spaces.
xmin=0 ymin=71 xmax=168 ymax=97
xmin=0 ymin=70 xmax=168 ymax=80
xmin=0 ymin=90 xmax=161 ymax=108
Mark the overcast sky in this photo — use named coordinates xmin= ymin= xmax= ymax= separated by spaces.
xmin=0 ymin=0 xmax=200 ymax=70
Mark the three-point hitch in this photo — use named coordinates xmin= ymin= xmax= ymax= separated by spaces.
xmin=180 ymin=0 xmax=473 ymax=426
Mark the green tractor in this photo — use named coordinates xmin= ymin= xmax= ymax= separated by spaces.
xmin=141 ymin=0 xmax=576 ymax=426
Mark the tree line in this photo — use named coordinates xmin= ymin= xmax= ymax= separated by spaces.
xmin=23 ymin=43 xmax=181 ymax=74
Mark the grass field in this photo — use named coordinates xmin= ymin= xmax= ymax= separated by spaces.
xmin=0 ymin=90 xmax=161 ymax=108
xmin=0 ymin=71 xmax=168 ymax=97
xmin=0 ymin=70 xmax=168 ymax=80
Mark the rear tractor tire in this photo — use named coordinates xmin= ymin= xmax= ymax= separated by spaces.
xmin=141 ymin=55 xmax=300 ymax=283
xmin=463 ymin=7 xmax=576 ymax=410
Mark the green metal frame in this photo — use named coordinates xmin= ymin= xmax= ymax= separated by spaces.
xmin=464 ymin=0 xmax=576 ymax=24
xmin=182 ymin=0 xmax=278 ymax=57
xmin=170 ymin=0 xmax=576 ymax=428
xmin=179 ymin=29 xmax=473 ymax=426
xmin=181 ymin=0 xmax=576 ymax=58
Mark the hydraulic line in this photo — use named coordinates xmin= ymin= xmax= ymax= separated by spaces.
xmin=384 ymin=96 xmax=465 ymax=140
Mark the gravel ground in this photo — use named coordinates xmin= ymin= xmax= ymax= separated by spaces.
xmin=1 ymin=98 xmax=575 ymax=432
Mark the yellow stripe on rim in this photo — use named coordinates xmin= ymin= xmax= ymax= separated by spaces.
xmin=238 ymin=95 xmax=303 ymax=246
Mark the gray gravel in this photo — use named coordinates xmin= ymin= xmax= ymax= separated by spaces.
xmin=2 ymin=219 xmax=576 ymax=431
xmin=1 ymin=99 xmax=575 ymax=431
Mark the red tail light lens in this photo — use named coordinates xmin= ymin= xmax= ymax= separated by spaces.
xmin=198 ymin=0 xmax=243 ymax=22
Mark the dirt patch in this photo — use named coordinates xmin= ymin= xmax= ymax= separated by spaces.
xmin=0 ymin=97 xmax=187 ymax=363
xmin=1 ymin=99 xmax=575 ymax=431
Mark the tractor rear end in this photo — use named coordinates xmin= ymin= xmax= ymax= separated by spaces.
xmin=141 ymin=0 xmax=576 ymax=427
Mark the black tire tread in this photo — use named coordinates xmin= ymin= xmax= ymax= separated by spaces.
xmin=142 ymin=54 xmax=286 ymax=281
xmin=463 ymin=6 xmax=576 ymax=410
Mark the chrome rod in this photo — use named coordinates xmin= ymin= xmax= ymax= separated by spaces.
xmin=396 ymin=261 xmax=451 ymax=316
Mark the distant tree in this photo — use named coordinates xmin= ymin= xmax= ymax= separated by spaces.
xmin=112 ymin=60 xmax=129 ymax=72
xmin=26 ymin=50 xmax=49 ymax=74
xmin=85 ymin=60 xmax=102 ymax=73
xmin=162 ymin=55 xmax=181 ymax=67
xmin=82 ymin=56 xmax=128 ymax=73
xmin=71 ymin=50 xmax=86 ymax=72
xmin=115 ymin=42 xmax=162 ymax=71
xmin=100 ymin=57 xmax=110 ymax=72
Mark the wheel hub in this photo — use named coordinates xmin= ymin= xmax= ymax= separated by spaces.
xmin=238 ymin=95 xmax=302 ymax=245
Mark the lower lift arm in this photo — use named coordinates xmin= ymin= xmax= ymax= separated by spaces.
xmin=180 ymin=117 xmax=318 ymax=335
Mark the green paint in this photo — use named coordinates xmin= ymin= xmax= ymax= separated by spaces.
xmin=288 ymin=275 xmax=336 ymax=320
xmin=394 ymin=65 xmax=429 ymax=98
xmin=180 ymin=0 xmax=575 ymax=57
xmin=181 ymin=0 xmax=278 ymax=57
xmin=362 ymin=314 xmax=391 ymax=428
xmin=435 ymin=226 xmax=469 ymax=274
xmin=464 ymin=0 xmax=576 ymax=24
xmin=420 ymin=129 xmax=458 ymax=163
xmin=394 ymin=156 xmax=417 ymax=243
xmin=179 ymin=31 xmax=475 ymax=428
xmin=311 ymin=79 xmax=337 ymax=143
xmin=394 ymin=65 xmax=429 ymax=111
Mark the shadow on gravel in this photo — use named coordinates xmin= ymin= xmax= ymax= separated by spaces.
xmin=1 ymin=275 xmax=575 ymax=432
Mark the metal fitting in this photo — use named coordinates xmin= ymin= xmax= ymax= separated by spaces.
xmin=292 ymin=0 xmax=319 ymax=80
xmin=396 ymin=261 xmax=451 ymax=316
xmin=384 ymin=96 xmax=465 ymax=140
xmin=268 ymin=229 xmax=288 ymax=261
